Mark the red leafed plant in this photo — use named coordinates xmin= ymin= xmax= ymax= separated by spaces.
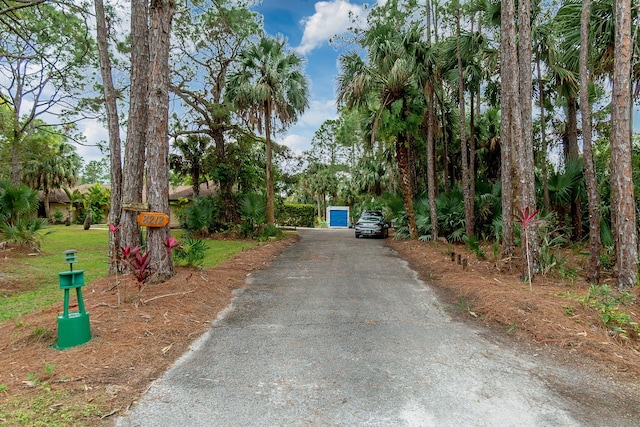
xmin=514 ymin=207 xmax=540 ymax=288
xmin=121 ymin=246 xmax=151 ymax=289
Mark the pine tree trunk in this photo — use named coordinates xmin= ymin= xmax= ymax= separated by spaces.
xmin=500 ymin=0 xmax=516 ymax=256
xmin=579 ymin=0 xmax=601 ymax=283
xmin=146 ymin=0 xmax=174 ymax=280
xmin=94 ymin=0 xmax=123 ymax=275
xmin=611 ymin=0 xmax=638 ymax=288
xmin=517 ymin=0 xmax=539 ymax=281
xmin=536 ymin=54 xmax=551 ymax=213
xmin=566 ymin=96 xmax=583 ymax=240
xmin=11 ymin=126 xmax=21 ymax=186
xmin=121 ymin=0 xmax=148 ymax=252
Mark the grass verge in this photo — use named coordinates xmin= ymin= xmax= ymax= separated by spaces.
xmin=0 ymin=225 xmax=255 ymax=322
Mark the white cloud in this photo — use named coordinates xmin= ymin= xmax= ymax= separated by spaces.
xmin=281 ymin=134 xmax=308 ymax=155
xmin=296 ymin=0 xmax=367 ymax=55
xmin=77 ymin=119 xmax=109 ymax=163
xmin=279 ymin=99 xmax=339 ymax=153
xmin=299 ymin=99 xmax=338 ymax=127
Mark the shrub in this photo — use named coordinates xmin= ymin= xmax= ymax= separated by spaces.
xmin=259 ymin=224 xmax=284 ymax=241
xmin=181 ymin=196 xmax=218 ymax=237
xmin=0 ymin=181 xmax=49 ymax=249
xmin=52 ymin=209 xmax=64 ymax=224
xmin=278 ymin=203 xmax=315 ymax=227
xmin=240 ymin=193 xmax=266 ymax=237
xmin=173 ymin=237 xmax=208 ymax=268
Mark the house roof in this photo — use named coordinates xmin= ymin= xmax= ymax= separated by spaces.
xmin=169 ymin=183 xmax=218 ymax=200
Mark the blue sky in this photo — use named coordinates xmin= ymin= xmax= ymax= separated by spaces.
xmin=252 ymin=0 xmax=375 ymax=155
xmin=79 ymin=0 xmax=381 ymax=163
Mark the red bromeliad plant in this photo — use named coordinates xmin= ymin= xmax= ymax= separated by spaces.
xmin=514 ymin=207 xmax=540 ymax=288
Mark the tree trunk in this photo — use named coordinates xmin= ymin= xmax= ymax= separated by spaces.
xmin=94 ymin=0 xmax=123 ymax=275
xmin=611 ymin=0 xmax=637 ymax=288
xmin=43 ymin=187 xmax=51 ymax=220
xmin=536 ymin=54 xmax=551 ymax=213
xmin=146 ymin=0 xmax=174 ymax=280
xmin=517 ymin=0 xmax=539 ymax=281
xmin=426 ymin=81 xmax=438 ymax=241
xmin=469 ymin=91 xmax=476 ymax=230
xmin=500 ymin=0 xmax=516 ymax=256
xmin=456 ymin=6 xmax=473 ymax=238
xmin=579 ymin=0 xmax=601 ymax=283
xmin=11 ymin=133 xmax=21 ymax=186
xmin=212 ymin=126 xmax=237 ymax=222
xmin=566 ymin=96 xmax=580 ymax=161
xmin=397 ymin=135 xmax=418 ymax=240
xmin=121 ymin=0 xmax=148 ymax=251
xmin=442 ymin=100 xmax=450 ymax=195
xmin=565 ymin=95 xmax=584 ymax=239
xmin=265 ymin=101 xmax=276 ymax=226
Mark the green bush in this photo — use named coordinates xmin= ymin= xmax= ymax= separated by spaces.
xmin=0 ymin=181 xmax=49 ymax=249
xmin=52 ymin=209 xmax=64 ymax=224
xmin=240 ymin=193 xmax=266 ymax=237
xmin=278 ymin=203 xmax=315 ymax=227
xmin=259 ymin=224 xmax=284 ymax=241
xmin=582 ymin=284 xmax=638 ymax=339
xmin=173 ymin=237 xmax=208 ymax=268
xmin=181 ymin=196 xmax=218 ymax=236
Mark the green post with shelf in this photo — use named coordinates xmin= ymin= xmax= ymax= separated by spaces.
xmin=54 ymin=250 xmax=91 ymax=350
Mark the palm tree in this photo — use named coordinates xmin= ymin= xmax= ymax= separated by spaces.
xmin=226 ymin=35 xmax=309 ymax=225
xmin=337 ymin=21 xmax=424 ymax=240
xmin=23 ymin=138 xmax=81 ymax=220
xmin=0 ymin=181 xmax=47 ymax=249
xmin=169 ymin=135 xmax=212 ymax=197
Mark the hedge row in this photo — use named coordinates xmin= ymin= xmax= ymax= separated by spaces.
xmin=278 ymin=203 xmax=315 ymax=227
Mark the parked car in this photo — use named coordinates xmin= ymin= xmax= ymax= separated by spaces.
xmin=354 ymin=215 xmax=389 ymax=238
xmin=361 ymin=210 xmax=383 ymax=219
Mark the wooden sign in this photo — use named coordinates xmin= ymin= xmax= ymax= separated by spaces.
xmin=123 ymin=202 xmax=150 ymax=212
xmin=137 ymin=212 xmax=170 ymax=227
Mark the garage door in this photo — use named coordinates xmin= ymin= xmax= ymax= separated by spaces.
xmin=329 ymin=209 xmax=348 ymax=227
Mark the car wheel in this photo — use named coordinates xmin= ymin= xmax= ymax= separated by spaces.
xmin=355 ymin=233 xmax=359 ymax=238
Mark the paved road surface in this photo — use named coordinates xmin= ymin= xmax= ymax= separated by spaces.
xmin=116 ymin=228 xmax=637 ymax=426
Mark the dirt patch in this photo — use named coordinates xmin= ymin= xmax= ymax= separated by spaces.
xmin=0 ymin=235 xmax=298 ymax=425
xmin=1 ymin=232 xmax=640 ymax=425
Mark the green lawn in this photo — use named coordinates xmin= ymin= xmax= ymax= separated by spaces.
xmin=0 ymin=225 xmax=255 ymax=322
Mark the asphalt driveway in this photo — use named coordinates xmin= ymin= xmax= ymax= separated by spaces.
xmin=116 ymin=228 xmax=638 ymax=426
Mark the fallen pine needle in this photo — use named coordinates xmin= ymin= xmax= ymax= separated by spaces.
xmin=161 ymin=343 xmax=173 ymax=355
xmin=101 ymin=409 xmax=119 ymax=419
xmin=52 ymin=376 xmax=84 ymax=383
xmin=143 ymin=290 xmax=194 ymax=304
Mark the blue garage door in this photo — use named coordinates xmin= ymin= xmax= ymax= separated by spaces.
xmin=329 ymin=209 xmax=348 ymax=227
